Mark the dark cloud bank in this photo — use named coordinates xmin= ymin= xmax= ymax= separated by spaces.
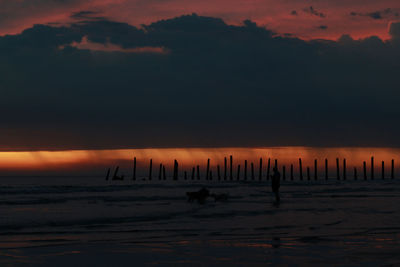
xmin=1 ymin=14 xmax=400 ymax=150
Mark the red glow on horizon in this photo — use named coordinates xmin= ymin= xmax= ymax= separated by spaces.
xmin=0 ymin=147 xmax=399 ymax=175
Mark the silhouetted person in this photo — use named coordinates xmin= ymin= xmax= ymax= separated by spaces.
xmin=271 ymin=167 xmax=281 ymax=203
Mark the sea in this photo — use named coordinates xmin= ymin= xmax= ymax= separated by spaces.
xmin=1 ymin=176 xmax=400 ymax=266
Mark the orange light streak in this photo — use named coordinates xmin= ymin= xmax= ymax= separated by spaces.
xmin=0 ymin=147 xmax=399 ymax=173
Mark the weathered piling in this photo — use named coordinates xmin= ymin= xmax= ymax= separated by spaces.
xmin=224 ymin=157 xmax=227 ymax=180
xmin=391 ymin=159 xmax=394 ymax=179
xmin=343 ymin=159 xmax=346 ymax=180
xmin=299 ymin=158 xmax=303 ymax=180
xmin=314 ymin=159 xmax=318 ymax=180
xmin=290 ymin=164 xmax=294 ymax=180
xmin=206 ymin=159 xmax=210 ymax=180
xmin=363 ymin=161 xmax=367 ymax=180
xmin=163 ymin=166 xmax=166 ymax=180
xmin=149 ymin=159 xmax=153 ymax=180
xmin=230 ymin=155 xmax=233 ymax=180
xmin=371 ymin=157 xmax=374 ymax=180
xmin=173 ymin=160 xmax=178 ymax=180
xmin=325 ymin=159 xmax=328 ymax=180
xmin=106 ymin=168 xmax=110 ymax=180
xmin=244 ymin=160 xmax=248 ymax=180
xmin=336 ymin=158 xmax=340 ymax=180
xmin=113 ymin=166 xmax=119 ymax=179
xmin=118 ymin=155 xmax=395 ymax=183
xmin=133 ymin=157 xmax=136 ymax=180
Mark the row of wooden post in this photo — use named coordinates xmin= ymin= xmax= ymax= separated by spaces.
xmin=107 ymin=156 xmax=395 ymax=181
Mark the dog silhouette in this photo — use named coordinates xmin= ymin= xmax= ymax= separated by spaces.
xmin=186 ymin=187 xmax=210 ymax=204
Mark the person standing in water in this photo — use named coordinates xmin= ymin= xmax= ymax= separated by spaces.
xmin=271 ymin=167 xmax=281 ymax=203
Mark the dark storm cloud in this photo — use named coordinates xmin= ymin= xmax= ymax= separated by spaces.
xmin=0 ymin=13 xmax=400 ymax=150
xmin=350 ymin=8 xmax=399 ymax=20
xmin=303 ymin=6 xmax=326 ymax=18
xmin=318 ymin=25 xmax=328 ymax=30
xmin=70 ymin=10 xmax=105 ymax=20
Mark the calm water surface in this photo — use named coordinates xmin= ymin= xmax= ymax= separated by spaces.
xmin=0 ymin=177 xmax=400 ymax=266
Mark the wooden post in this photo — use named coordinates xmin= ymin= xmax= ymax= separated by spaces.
xmin=251 ymin=162 xmax=255 ymax=180
xmin=391 ymin=159 xmax=394 ymax=179
xmin=325 ymin=158 xmax=328 ymax=180
xmin=217 ymin=165 xmax=221 ymax=180
xmin=343 ymin=159 xmax=346 ymax=180
xmin=113 ymin=166 xmax=119 ymax=179
xmin=173 ymin=160 xmax=178 ymax=180
xmin=299 ymin=158 xmax=303 ymax=180
xmin=336 ymin=158 xmax=340 ymax=180
xmin=175 ymin=160 xmax=179 ymax=180
xmin=363 ymin=161 xmax=367 ymax=180
xmin=159 ymin=164 xmax=162 ymax=180
xmin=106 ymin=168 xmax=110 ymax=180
xmin=307 ymin=167 xmax=310 ymax=180
xmin=197 ymin=165 xmax=200 ymax=180
xmin=210 ymin=170 xmax=213 ymax=180
xmin=274 ymin=159 xmax=278 ymax=169
xmin=149 ymin=159 xmax=152 ymax=180
xmin=267 ymin=158 xmax=271 ymax=180
xmin=314 ymin=159 xmax=318 ymax=180
xmin=290 ymin=164 xmax=294 ymax=180
xmin=163 ymin=166 xmax=166 ymax=180
xmin=382 ymin=161 xmax=384 ymax=179
xmin=191 ymin=167 xmax=195 ymax=180
xmin=244 ymin=160 xmax=248 ymax=180
xmin=237 ymin=164 xmax=241 ymax=180
xmin=371 ymin=157 xmax=374 ymax=180
xmin=282 ymin=165 xmax=286 ymax=180
xmin=133 ymin=157 xmax=136 ymax=180
xmin=259 ymin=158 xmax=262 ymax=180
xmin=224 ymin=157 xmax=227 ymax=180
xmin=173 ymin=160 xmax=176 ymax=180
xmin=206 ymin=158 xmax=210 ymax=180
xmin=354 ymin=167 xmax=357 ymax=180
xmin=184 ymin=171 xmax=187 ymax=180
xmin=230 ymin=155 xmax=233 ymax=180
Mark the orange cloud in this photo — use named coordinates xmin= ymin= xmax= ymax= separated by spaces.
xmin=0 ymin=147 xmax=399 ymax=176
xmin=63 ymin=36 xmax=169 ymax=54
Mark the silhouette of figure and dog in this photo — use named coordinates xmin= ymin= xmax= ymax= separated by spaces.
xmin=186 ymin=188 xmax=229 ymax=204
xmin=186 ymin=187 xmax=210 ymax=204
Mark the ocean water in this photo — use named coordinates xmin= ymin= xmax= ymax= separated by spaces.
xmin=1 ymin=177 xmax=400 ymax=266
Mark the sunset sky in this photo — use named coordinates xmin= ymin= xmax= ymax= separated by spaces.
xmin=1 ymin=0 xmax=400 ymax=172
xmin=1 ymin=0 xmax=399 ymax=39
